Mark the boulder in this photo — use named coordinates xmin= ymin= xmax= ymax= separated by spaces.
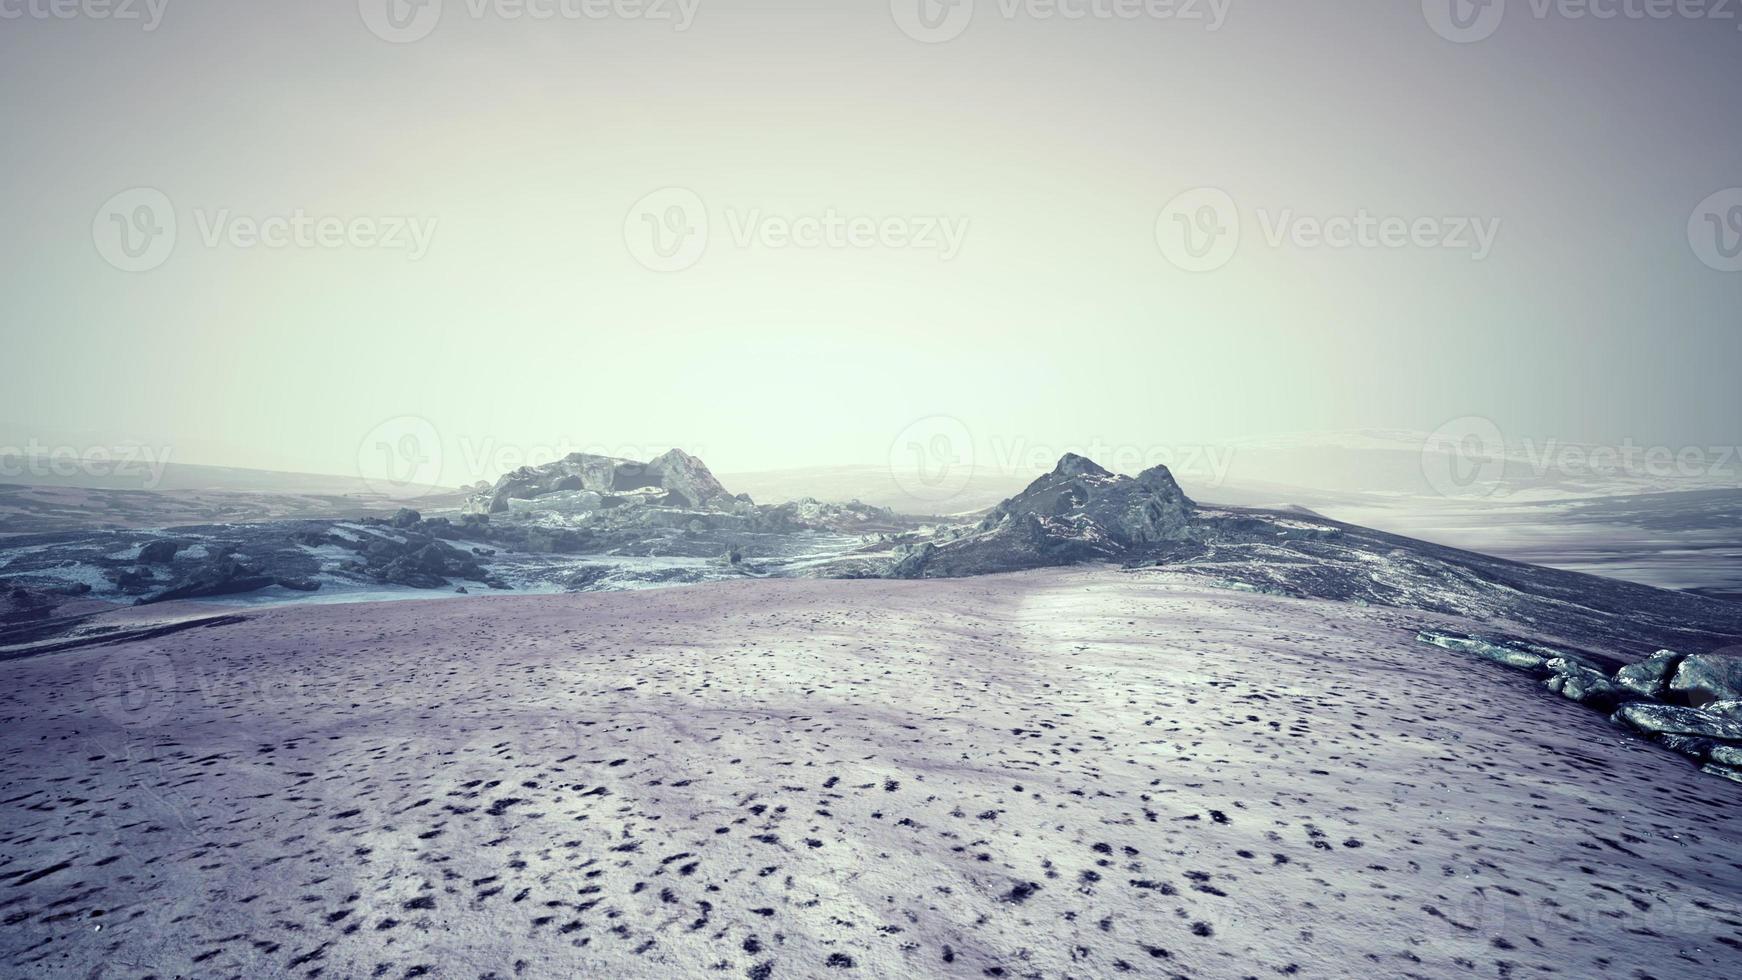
xmin=1709 ymin=743 xmax=1742 ymax=768
xmin=1655 ymin=734 xmax=1717 ymax=762
xmin=1615 ymin=650 xmax=1684 ymax=699
xmin=391 ymin=508 xmax=423 ymax=528
xmin=137 ymin=539 xmax=183 ymax=564
xmin=646 ymin=449 xmax=732 ymax=509
xmin=144 ymin=557 xmax=276 ymax=604
xmin=1698 ymin=763 xmax=1742 ymax=786
xmin=1611 ymin=703 xmax=1742 ymax=741
xmin=1416 ymin=631 xmax=1546 ymax=672
xmin=1 ymin=586 xmax=60 ymax=625
xmin=1669 ymin=653 xmax=1742 ymax=705
xmin=1543 ymin=657 xmax=1621 ymax=708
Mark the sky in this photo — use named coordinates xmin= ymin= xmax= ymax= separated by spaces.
xmin=2 ymin=0 xmax=1739 ymax=487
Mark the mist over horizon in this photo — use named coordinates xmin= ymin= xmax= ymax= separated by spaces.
xmin=3 ymin=0 xmax=1740 ymax=486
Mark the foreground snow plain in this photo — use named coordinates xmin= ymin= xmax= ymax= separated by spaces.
xmin=3 ymin=569 xmax=1740 ymax=979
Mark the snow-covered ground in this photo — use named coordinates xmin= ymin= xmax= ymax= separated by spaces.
xmin=3 ymin=569 xmax=1740 ymax=978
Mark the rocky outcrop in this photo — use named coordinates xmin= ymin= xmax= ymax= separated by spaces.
xmin=1615 ymin=649 xmax=1684 ymax=699
xmin=1668 ymin=653 xmax=1742 ymax=705
xmin=1613 ymin=703 xmax=1742 ymax=740
xmin=1545 ymin=657 xmax=1621 ymax=709
xmin=645 ymin=449 xmax=733 ymax=509
xmin=137 ymin=539 xmax=183 ymax=564
xmin=2 ymin=586 xmax=68 ymax=625
xmin=468 ymin=450 xmax=736 ymax=515
xmin=1416 ymin=633 xmax=1742 ymax=784
xmin=891 ymin=455 xmax=1195 ymax=579
xmin=143 ymin=557 xmax=281 ymax=604
xmin=1416 ymin=631 xmax=1550 ymax=671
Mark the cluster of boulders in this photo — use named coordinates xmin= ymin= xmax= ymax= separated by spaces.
xmin=131 ymin=545 xmax=321 ymax=605
xmin=322 ymin=509 xmax=508 ymax=592
xmin=1419 ymin=631 xmax=1742 ymax=784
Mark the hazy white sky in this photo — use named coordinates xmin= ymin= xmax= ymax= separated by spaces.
xmin=2 ymin=0 xmax=1739 ymax=485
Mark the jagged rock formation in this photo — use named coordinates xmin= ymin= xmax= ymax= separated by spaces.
xmin=892 ymin=454 xmax=1195 ymax=578
xmin=468 ymin=450 xmax=740 ymax=515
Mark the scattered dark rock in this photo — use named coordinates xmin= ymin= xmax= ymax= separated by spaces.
xmin=137 ymin=539 xmax=183 ymax=564
xmin=1 ymin=586 xmax=62 ymax=625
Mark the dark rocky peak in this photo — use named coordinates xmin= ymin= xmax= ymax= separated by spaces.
xmin=896 ymin=451 xmax=1198 ymax=579
xmin=1050 ymin=453 xmax=1112 ymax=479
